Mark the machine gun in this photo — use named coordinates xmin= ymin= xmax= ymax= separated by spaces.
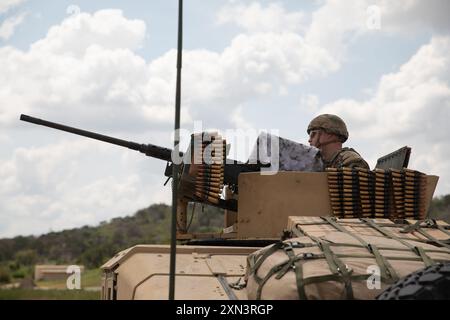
xmin=20 ymin=114 xmax=269 ymax=218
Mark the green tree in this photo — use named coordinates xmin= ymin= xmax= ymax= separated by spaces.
xmin=0 ymin=266 xmax=11 ymax=283
xmin=14 ymin=249 xmax=38 ymax=266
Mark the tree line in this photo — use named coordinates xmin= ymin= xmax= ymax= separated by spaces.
xmin=0 ymin=203 xmax=223 ymax=283
xmin=0 ymin=195 xmax=449 ymax=284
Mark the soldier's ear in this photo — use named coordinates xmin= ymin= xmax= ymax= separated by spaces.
xmin=322 ymin=131 xmax=334 ymax=140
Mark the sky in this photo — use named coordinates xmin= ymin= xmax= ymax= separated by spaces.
xmin=1 ymin=0 xmax=450 ymax=238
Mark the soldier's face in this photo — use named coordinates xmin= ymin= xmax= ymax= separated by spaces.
xmin=308 ymin=130 xmax=321 ymax=147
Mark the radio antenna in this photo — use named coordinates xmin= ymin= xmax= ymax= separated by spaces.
xmin=169 ymin=0 xmax=183 ymax=300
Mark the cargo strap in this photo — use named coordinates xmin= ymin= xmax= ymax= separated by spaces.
xmin=255 ymin=246 xmax=324 ymax=300
xmin=401 ymin=220 xmax=450 ymax=250
xmin=249 ymin=241 xmax=284 ymax=283
xmin=276 ymin=243 xmax=308 ymax=300
xmin=318 ymin=241 xmax=354 ymax=299
xmin=431 ymin=219 xmax=450 ymax=237
xmin=361 ymin=218 xmax=435 ymax=267
xmin=217 ymin=275 xmax=238 ymax=300
xmin=272 ymin=242 xmax=358 ymax=300
xmin=294 ymin=224 xmax=358 ymax=298
xmin=321 ymin=216 xmax=399 ymax=283
xmin=228 ymin=277 xmax=247 ymax=290
xmin=292 ymin=222 xmax=357 ymax=299
xmin=400 ymin=220 xmax=423 ymax=233
xmin=321 ymin=241 xmax=450 ymax=254
xmin=249 ymin=241 xmax=316 ymax=284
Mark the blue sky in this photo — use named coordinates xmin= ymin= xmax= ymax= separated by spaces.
xmin=1 ymin=0 xmax=450 ymax=237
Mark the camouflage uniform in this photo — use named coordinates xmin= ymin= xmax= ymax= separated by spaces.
xmin=307 ymin=114 xmax=370 ymax=170
xmin=322 ymin=147 xmax=370 ymax=169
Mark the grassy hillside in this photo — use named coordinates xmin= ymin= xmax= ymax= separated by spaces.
xmin=0 ymin=288 xmax=99 ymax=300
xmin=0 ymin=195 xmax=449 ymax=287
xmin=428 ymin=194 xmax=450 ymax=222
xmin=0 ymin=203 xmax=224 ymax=284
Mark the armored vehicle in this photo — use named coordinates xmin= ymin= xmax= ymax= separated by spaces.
xmin=19 ymin=1 xmax=450 ymax=300
xmin=96 ymin=140 xmax=449 ymax=300
xmin=19 ymin=114 xmax=450 ymax=299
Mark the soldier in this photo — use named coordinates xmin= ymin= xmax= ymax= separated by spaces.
xmin=307 ymin=114 xmax=370 ymax=169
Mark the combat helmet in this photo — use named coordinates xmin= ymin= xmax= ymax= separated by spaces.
xmin=307 ymin=114 xmax=349 ymax=143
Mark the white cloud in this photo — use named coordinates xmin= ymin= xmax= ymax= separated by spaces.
xmin=0 ymin=9 xmax=167 ymax=129
xmin=218 ymin=0 xmax=450 ymax=67
xmin=317 ymin=36 xmax=450 ymax=195
xmin=217 ymin=2 xmax=306 ymax=33
xmin=30 ymin=9 xmax=146 ymax=57
xmin=378 ymin=0 xmax=450 ymax=34
xmin=0 ymin=139 xmax=171 ymax=237
xmin=3 ymin=1 xmax=450 ymax=237
xmin=299 ymin=94 xmax=320 ymax=112
xmin=305 ymin=0 xmax=450 ymax=60
xmin=305 ymin=0 xmax=368 ymax=59
xmin=230 ymin=105 xmax=254 ymax=130
xmin=0 ymin=7 xmax=344 ymax=237
xmin=0 ymin=11 xmax=27 ymax=40
xmin=0 ymin=0 xmax=26 ymax=14
xmin=0 ymin=7 xmax=343 ymax=131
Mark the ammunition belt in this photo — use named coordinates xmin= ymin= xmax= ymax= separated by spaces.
xmin=326 ymin=168 xmax=427 ymax=220
xmin=193 ymin=132 xmax=226 ymax=205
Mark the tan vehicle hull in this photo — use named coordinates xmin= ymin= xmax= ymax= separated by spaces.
xmin=101 ymin=171 xmax=441 ymax=300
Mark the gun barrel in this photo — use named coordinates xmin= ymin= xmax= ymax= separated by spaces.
xmin=20 ymin=114 xmax=176 ymax=162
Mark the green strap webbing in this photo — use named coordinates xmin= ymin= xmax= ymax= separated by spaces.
xmin=335 ymin=254 xmax=448 ymax=263
xmin=276 ymin=244 xmax=308 ymax=300
xmin=294 ymin=223 xmax=326 ymax=244
xmin=255 ymin=251 xmax=324 ymax=300
xmin=319 ymin=241 xmax=354 ymax=299
xmin=431 ymin=219 xmax=450 ymax=237
xmin=361 ymin=218 xmax=436 ymax=267
xmin=361 ymin=218 xmax=414 ymax=249
xmin=302 ymin=274 xmax=370 ymax=286
xmin=254 ymin=251 xmax=449 ymax=299
xmin=415 ymin=246 xmax=435 ymax=267
xmin=321 ymin=216 xmax=399 ymax=282
xmin=250 ymin=242 xmax=284 ymax=283
xmin=290 ymin=223 xmax=357 ymax=299
xmin=413 ymin=226 xmax=450 ymax=250
xmin=250 ymin=241 xmax=317 ymax=291
xmin=369 ymin=244 xmax=399 ymax=283
xmin=400 ymin=220 xmax=450 ymax=249
xmin=217 ymin=275 xmax=238 ymax=300
xmin=322 ymin=241 xmax=449 ymax=254
xmin=322 ymin=217 xmax=369 ymax=247
xmin=292 ymin=225 xmax=305 ymax=237
xmin=256 ymin=260 xmax=287 ymax=300
xmin=292 ymin=259 xmax=306 ymax=300
xmin=293 ymin=221 xmax=330 ymax=226
xmin=276 ymin=244 xmax=296 ymax=279
xmin=319 ymin=242 xmax=340 ymax=275
xmin=400 ymin=220 xmax=422 ymax=234
xmin=329 ymin=242 xmax=450 ymax=255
